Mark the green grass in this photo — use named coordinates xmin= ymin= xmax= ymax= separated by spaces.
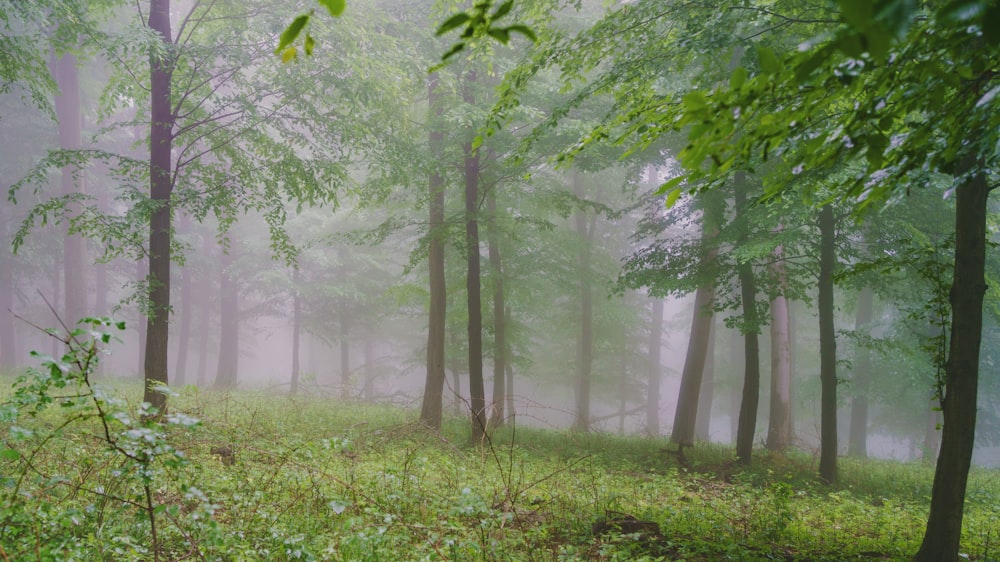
xmin=2 ymin=379 xmax=999 ymax=561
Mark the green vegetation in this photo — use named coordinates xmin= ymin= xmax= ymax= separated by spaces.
xmin=2 ymin=333 xmax=997 ymax=561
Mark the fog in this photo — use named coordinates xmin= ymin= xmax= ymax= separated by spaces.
xmin=2 ymin=0 xmax=1000 ymax=473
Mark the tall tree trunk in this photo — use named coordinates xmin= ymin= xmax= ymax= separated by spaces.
xmin=505 ymin=305 xmax=515 ymax=422
xmin=487 ymin=188 xmax=507 ymax=428
xmin=420 ymin=72 xmax=448 ymax=428
xmin=694 ymin=316 xmax=716 ymax=441
xmin=136 ymin=258 xmax=147 ymax=377
xmin=571 ymin=170 xmax=594 ymax=432
xmin=0 ymin=246 xmax=15 ymax=370
xmin=847 ymin=286 xmax=874 ymax=457
xmin=922 ymin=395 xmax=943 ymax=461
xmin=766 ymin=241 xmax=792 ymax=452
xmin=671 ymin=193 xmax=721 ymax=447
xmin=290 ymin=267 xmax=301 ymax=395
xmin=173 ymin=219 xmax=192 ymax=386
xmin=915 ymin=165 xmax=989 ymax=562
xmin=340 ymin=314 xmax=350 ymax=398
xmin=646 ymin=298 xmax=664 ymax=436
xmin=214 ymin=248 xmax=238 ymax=389
xmin=363 ymin=338 xmax=375 ymax=401
xmin=463 ymin=70 xmax=486 ymax=443
xmin=817 ymin=204 xmax=838 ymax=483
xmin=143 ymin=0 xmax=174 ymax=412
xmin=52 ymin=51 xmax=87 ymax=326
xmin=734 ymin=172 xmax=762 ymax=466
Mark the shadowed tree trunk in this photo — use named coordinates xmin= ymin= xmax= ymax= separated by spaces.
xmin=646 ymin=298 xmax=664 ymax=436
xmin=671 ymin=193 xmax=721 ymax=448
xmin=142 ymin=0 xmax=174 ymax=412
xmin=52 ymin=51 xmax=87 ymax=327
xmin=487 ymin=188 xmax=507 ymax=428
xmin=922 ymin=396 xmax=942 ymax=461
xmin=290 ymin=267 xmax=302 ymax=395
xmin=136 ymin=258 xmax=147 ymax=377
xmin=505 ymin=305 xmax=514 ymax=422
xmin=817 ymin=204 xmax=838 ymax=483
xmin=694 ymin=317 xmax=716 ymax=441
xmin=214 ymin=248 xmax=238 ymax=389
xmin=734 ymin=172 xmax=762 ymax=466
xmin=571 ymin=170 xmax=595 ymax=432
xmin=463 ymin=70 xmax=486 ymax=443
xmin=916 ymin=163 xmax=989 ymax=562
xmin=847 ymin=286 xmax=874 ymax=457
xmin=420 ymin=73 xmax=448 ymax=428
xmin=766 ymin=238 xmax=792 ymax=452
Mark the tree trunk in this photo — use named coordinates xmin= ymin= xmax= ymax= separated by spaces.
xmin=487 ymin=188 xmax=507 ymax=428
xmin=505 ymin=306 xmax=515 ymax=423
xmin=670 ymin=193 xmax=720 ymax=447
xmin=766 ymin=241 xmax=792 ymax=452
xmin=420 ymin=72 xmax=448 ymax=428
xmin=922 ymin=396 xmax=942 ymax=461
xmin=847 ymin=286 xmax=874 ymax=457
xmin=142 ymin=0 xmax=173 ymax=412
xmin=52 ymin=51 xmax=87 ymax=327
xmin=340 ymin=315 xmax=350 ymax=398
xmin=915 ymin=165 xmax=989 ymax=562
xmin=817 ymin=204 xmax=838 ymax=483
xmin=0 ymin=247 xmax=15 ymax=370
xmin=173 ymin=219 xmax=192 ymax=387
xmin=136 ymin=258 xmax=147 ymax=377
xmin=195 ymin=238 xmax=212 ymax=387
xmin=214 ymin=248 xmax=238 ymax=389
xmin=646 ymin=298 xmax=664 ymax=436
xmin=572 ymin=170 xmax=594 ymax=432
xmin=734 ymin=172 xmax=762 ymax=466
xmin=290 ymin=267 xmax=301 ymax=395
xmin=694 ymin=316 xmax=716 ymax=441
xmin=363 ymin=338 xmax=375 ymax=401
xmin=463 ymin=70 xmax=486 ymax=443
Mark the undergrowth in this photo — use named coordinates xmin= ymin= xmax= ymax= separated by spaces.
xmin=1 ymin=324 xmax=998 ymax=560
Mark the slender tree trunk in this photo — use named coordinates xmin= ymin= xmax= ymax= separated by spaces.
xmin=421 ymin=73 xmax=448 ymax=428
xmin=290 ymin=267 xmax=301 ymax=395
xmin=734 ymin=172 xmax=762 ymax=466
xmin=143 ymin=0 xmax=173 ymax=412
xmin=817 ymin=204 xmax=838 ymax=483
xmin=571 ymin=170 xmax=594 ymax=432
xmin=50 ymin=254 xmax=61 ymax=358
xmin=915 ymin=165 xmax=989 ymax=562
xmin=52 ymin=51 xmax=87 ymax=326
xmin=463 ymin=71 xmax=486 ymax=443
xmin=922 ymin=396 xmax=942 ymax=461
xmin=671 ymin=194 xmax=721 ymax=447
xmin=214 ymin=249 xmax=238 ymax=389
xmin=340 ymin=315 xmax=350 ymax=398
xmin=173 ymin=219 xmax=192 ymax=386
xmin=847 ymin=286 xmax=874 ymax=457
xmin=136 ymin=258 xmax=147 ymax=377
xmin=505 ymin=306 xmax=514 ymax=423
xmin=695 ymin=317 xmax=716 ymax=441
xmin=766 ymin=241 xmax=792 ymax=452
xmin=487 ymin=189 xmax=507 ymax=428
xmin=363 ymin=338 xmax=375 ymax=401
xmin=646 ymin=298 xmax=664 ymax=436
xmin=195 ymin=241 xmax=211 ymax=387
xmin=0 ymin=248 xmax=15 ymax=370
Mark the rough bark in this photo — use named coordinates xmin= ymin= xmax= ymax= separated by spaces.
xmin=142 ymin=0 xmax=173 ymax=412
xmin=817 ymin=204 xmax=838 ymax=483
xmin=571 ymin=170 xmax=594 ymax=432
xmin=847 ymin=286 xmax=874 ymax=458
xmin=420 ymin=72 xmax=448 ymax=428
xmin=463 ymin=70 xmax=486 ymax=443
xmin=214 ymin=249 xmax=238 ymax=389
xmin=646 ymin=298 xmax=664 ymax=436
xmin=290 ymin=267 xmax=301 ymax=395
xmin=734 ymin=172 xmax=762 ymax=466
xmin=915 ymin=164 xmax=989 ymax=562
xmin=671 ymin=194 xmax=721 ymax=447
xmin=487 ymin=188 xmax=507 ymax=428
xmin=766 ymin=242 xmax=792 ymax=452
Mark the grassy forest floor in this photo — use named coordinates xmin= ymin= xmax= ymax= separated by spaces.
xmin=2 ymin=380 xmax=999 ymax=561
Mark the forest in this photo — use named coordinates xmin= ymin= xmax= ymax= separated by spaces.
xmin=1 ymin=0 xmax=999 ymax=560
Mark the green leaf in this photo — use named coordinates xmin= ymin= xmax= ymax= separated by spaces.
xmin=304 ymin=33 xmax=315 ymax=56
xmin=276 ymin=14 xmax=310 ymax=55
xmin=757 ymin=47 xmax=782 ymax=74
xmin=281 ymin=46 xmax=298 ymax=63
xmin=436 ymin=13 xmax=471 ymax=36
xmin=317 ymin=0 xmax=346 ymax=17
xmin=838 ymin=0 xmax=874 ymax=29
xmin=488 ymin=28 xmax=511 ymax=44
xmin=682 ymin=91 xmax=708 ymax=111
xmin=730 ymin=66 xmax=747 ymax=90
xmin=664 ymin=187 xmax=683 ymax=208
xmin=506 ymin=24 xmax=537 ymax=43
xmin=492 ymin=0 xmax=514 ymax=20
xmin=0 ymin=448 xmax=18 ymax=461
xmin=440 ymin=42 xmax=465 ymax=62
xmin=656 ymin=175 xmax=685 ymax=196
xmin=471 ymin=134 xmax=484 ymax=150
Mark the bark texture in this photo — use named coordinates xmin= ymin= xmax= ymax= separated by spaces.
xmin=734 ymin=172 xmax=761 ymax=466
xmin=487 ymin=189 xmax=507 ymax=428
xmin=817 ymin=204 xmax=838 ymax=484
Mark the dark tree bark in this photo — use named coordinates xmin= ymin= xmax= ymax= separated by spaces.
xmin=847 ymin=286 xmax=874 ymax=458
xmin=420 ymin=72 xmax=448 ymax=429
xmin=694 ymin=316 xmax=716 ymax=441
xmin=52 ymin=51 xmax=87 ymax=326
xmin=671 ymin=193 xmax=721 ymax=447
xmin=817 ymin=204 xmax=838 ymax=483
xmin=339 ymin=315 xmax=350 ymax=398
xmin=290 ymin=267 xmax=302 ymax=395
xmin=214 ymin=248 xmax=238 ymax=389
xmin=463 ymin=70 xmax=486 ymax=443
xmin=734 ymin=172 xmax=762 ymax=466
xmin=571 ymin=170 xmax=594 ymax=432
xmin=915 ymin=164 xmax=989 ymax=562
xmin=487 ymin=188 xmax=507 ymax=428
xmin=646 ymin=298 xmax=664 ymax=436
xmin=766 ymin=239 xmax=792 ymax=452
xmin=142 ymin=0 xmax=174 ymax=412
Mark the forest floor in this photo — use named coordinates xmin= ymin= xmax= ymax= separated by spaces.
xmin=2 ymin=380 xmax=999 ymax=561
